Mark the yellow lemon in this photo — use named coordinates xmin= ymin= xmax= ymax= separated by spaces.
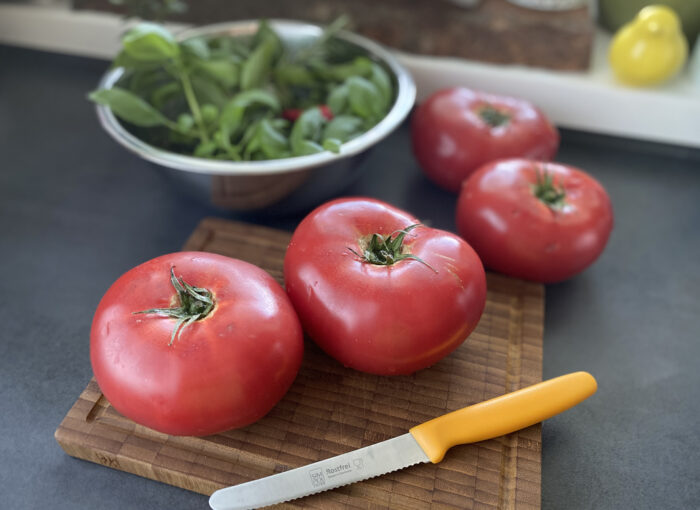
xmin=608 ymin=5 xmax=688 ymax=86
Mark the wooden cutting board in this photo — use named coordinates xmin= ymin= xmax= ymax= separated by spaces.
xmin=55 ymin=217 xmax=544 ymax=509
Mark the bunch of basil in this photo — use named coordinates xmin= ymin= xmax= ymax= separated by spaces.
xmin=89 ymin=19 xmax=394 ymax=161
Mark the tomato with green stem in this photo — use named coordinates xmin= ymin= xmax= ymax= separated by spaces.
xmin=90 ymin=251 xmax=304 ymax=436
xmin=411 ymin=87 xmax=559 ymax=192
xmin=284 ymin=197 xmax=487 ymax=375
xmin=456 ymin=159 xmax=614 ymax=283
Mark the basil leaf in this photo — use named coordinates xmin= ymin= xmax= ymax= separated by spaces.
xmin=128 ymin=69 xmax=169 ymax=99
xmin=195 ymin=59 xmax=239 ymax=89
xmin=150 ymin=81 xmax=181 ymax=110
xmin=293 ymin=139 xmax=324 ymax=156
xmin=240 ymin=37 xmax=278 ymax=91
xmin=240 ymin=119 xmax=264 ymax=159
xmin=209 ymin=36 xmax=250 ymax=61
xmin=274 ymin=64 xmax=317 ymax=87
xmin=122 ymin=23 xmax=180 ymax=62
xmin=240 ymin=22 xmax=282 ymax=91
xmin=322 ymin=137 xmax=342 ymax=153
xmin=323 ymin=115 xmax=364 ymax=142
xmin=213 ymin=130 xmax=242 ymax=160
xmin=251 ymin=20 xmax=282 ymax=59
xmin=258 ymin=119 xmax=290 ymax=159
xmin=112 ymin=49 xmax=162 ymax=70
xmin=220 ymin=89 xmax=281 ymax=141
xmin=327 ymin=83 xmax=349 ymax=115
xmin=290 ymin=107 xmax=327 ymax=156
xmin=181 ymin=37 xmax=210 ymax=61
xmin=89 ymin=87 xmax=173 ymax=127
xmin=271 ymin=118 xmax=290 ymax=131
xmin=347 ymin=76 xmax=384 ymax=123
xmin=370 ymin=62 xmax=393 ymax=112
xmin=190 ymin=75 xmax=228 ymax=109
xmin=194 ymin=140 xmax=217 ymax=158
xmin=313 ymin=56 xmax=373 ymax=81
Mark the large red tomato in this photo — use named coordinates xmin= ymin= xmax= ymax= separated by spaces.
xmin=411 ymin=87 xmax=559 ymax=192
xmin=284 ymin=197 xmax=487 ymax=375
xmin=456 ymin=159 xmax=614 ymax=283
xmin=90 ymin=251 xmax=303 ymax=436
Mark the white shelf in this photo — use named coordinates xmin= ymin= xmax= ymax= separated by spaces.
xmin=399 ymin=31 xmax=700 ymax=148
xmin=1 ymin=2 xmax=698 ymax=148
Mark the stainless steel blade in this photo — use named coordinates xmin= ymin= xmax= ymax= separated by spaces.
xmin=208 ymin=433 xmax=430 ymax=510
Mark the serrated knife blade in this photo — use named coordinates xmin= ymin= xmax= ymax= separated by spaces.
xmin=209 ymin=433 xmax=427 ymax=510
xmin=209 ymin=371 xmax=597 ymax=510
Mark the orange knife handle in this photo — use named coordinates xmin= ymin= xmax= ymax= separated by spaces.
xmin=409 ymin=371 xmax=597 ymax=463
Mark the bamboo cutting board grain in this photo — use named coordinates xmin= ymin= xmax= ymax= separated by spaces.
xmin=55 ymin=217 xmax=545 ymax=509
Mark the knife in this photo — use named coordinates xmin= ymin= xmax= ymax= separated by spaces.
xmin=209 ymin=371 xmax=597 ymax=510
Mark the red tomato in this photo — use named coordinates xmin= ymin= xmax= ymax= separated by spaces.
xmin=90 ymin=252 xmax=303 ymax=436
xmin=411 ymin=87 xmax=559 ymax=192
xmin=284 ymin=197 xmax=487 ymax=375
xmin=282 ymin=105 xmax=333 ymax=122
xmin=456 ymin=159 xmax=614 ymax=283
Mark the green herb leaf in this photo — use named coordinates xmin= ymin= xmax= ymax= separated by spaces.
xmin=273 ymin=63 xmax=317 ymax=87
xmin=128 ymin=68 xmax=168 ymax=95
xmin=240 ymin=118 xmax=264 ymax=159
xmin=190 ymin=74 xmax=228 ymax=108
xmin=194 ymin=140 xmax=217 ymax=157
xmin=346 ymin=76 xmax=384 ymax=123
xmin=240 ymin=21 xmax=282 ymax=91
xmin=322 ymin=137 xmax=342 ymax=153
xmin=258 ymin=118 xmax=290 ymax=159
xmin=195 ymin=59 xmax=239 ymax=89
xmin=122 ymin=23 xmax=180 ymax=62
xmin=150 ymin=81 xmax=181 ymax=110
xmin=208 ymin=35 xmax=250 ymax=60
xmin=293 ymin=139 xmax=325 ymax=156
xmin=112 ymin=49 xmax=162 ymax=70
xmin=180 ymin=37 xmax=210 ymax=60
xmin=220 ymin=89 xmax=281 ymax=141
xmin=323 ymin=115 xmax=363 ymax=142
xmin=251 ymin=19 xmax=283 ymax=59
xmin=370 ymin=62 xmax=393 ymax=112
xmin=240 ymin=38 xmax=275 ymax=91
xmin=290 ymin=107 xmax=327 ymax=156
xmin=313 ymin=56 xmax=373 ymax=82
xmin=327 ymin=83 xmax=349 ymax=115
xmin=212 ymin=130 xmax=242 ymax=160
xmin=89 ymin=87 xmax=174 ymax=128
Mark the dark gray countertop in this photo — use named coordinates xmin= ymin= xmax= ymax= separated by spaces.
xmin=1 ymin=44 xmax=699 ymax=510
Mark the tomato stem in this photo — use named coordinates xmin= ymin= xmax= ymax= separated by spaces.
xmin=134 ymin=267 xmax=215 ymax=345
xmin=478 ymin=104 xmax=511 ymax=128
xmin=532 ymin=166 xmax=566 ymax=210
xmin=348 ymin=224 xmax=437 ymax=272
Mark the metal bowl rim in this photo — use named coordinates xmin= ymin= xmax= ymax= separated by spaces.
xmin=95 ymin=19 xmax=416 ymax=176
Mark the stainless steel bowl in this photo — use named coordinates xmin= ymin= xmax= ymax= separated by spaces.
xmin=94 ymin=19 xmax=416 ymax=212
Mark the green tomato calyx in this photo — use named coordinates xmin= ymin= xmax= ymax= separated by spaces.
xmin=478 ymin=104 xmax=511 ymax=128
xmin=348 ymin=224 xmax=436 ymax=272
xmin=134 ymin=267 xmax=215 ymax=345
xmin=532 ymin=166 xmax=567 ymax=210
